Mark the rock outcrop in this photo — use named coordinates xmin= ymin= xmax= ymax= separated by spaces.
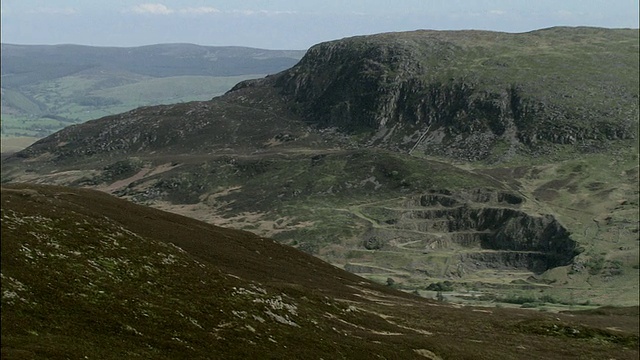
xmin=362 ymin=189 xmax=579 ymax=274
xmin=256 ymin=28 xmax=637 ymax=160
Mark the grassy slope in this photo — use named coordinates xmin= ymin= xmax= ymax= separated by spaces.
xmin=389 ymin=27 xmax=638 ymax=107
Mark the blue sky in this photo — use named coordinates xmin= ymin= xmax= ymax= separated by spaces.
xmin=1 ymin=1 xmax=638 ymax=49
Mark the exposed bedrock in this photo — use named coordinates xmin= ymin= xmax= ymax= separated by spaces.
xmin=411 ymin=188 xmax=524 ymax=207
xmin=266 ymin=34 xmax=637 ymax=160
xmin=458 ymin=251 xmax=554 ymax=274
xmin=362 ymin=189 xmax=580 ymax=274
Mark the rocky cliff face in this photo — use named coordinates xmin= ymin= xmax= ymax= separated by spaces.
xmin=273 ymin=38 xmax=423 ymax=129
xmin=362 ymin=189 xmax=579 ymax=274
xmin=250 ymin=28 xmax=638 ymax=160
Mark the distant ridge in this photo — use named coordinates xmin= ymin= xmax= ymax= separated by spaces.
xmin=0 ymin=43 xmax=306 ymax=143
xmin=1 ymin=43 xmax=306 ymax=82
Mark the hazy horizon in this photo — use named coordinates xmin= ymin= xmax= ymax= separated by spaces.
xmin=1 ymin=1 xmax=638 ymax=50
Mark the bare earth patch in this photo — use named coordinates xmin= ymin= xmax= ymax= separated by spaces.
xmin=147 ymin=199 xmax=314 ymax=238
xmin=97 ymin=163 xmax=178 ymax=193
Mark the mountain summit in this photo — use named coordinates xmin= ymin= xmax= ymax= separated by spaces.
xmin=7 ymin=27 xmax=637 ymax=161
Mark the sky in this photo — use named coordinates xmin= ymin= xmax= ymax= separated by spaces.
xmin=1 ymin=1 xmax=639 ymax=50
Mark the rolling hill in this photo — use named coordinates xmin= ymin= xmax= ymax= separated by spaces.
xmin=1 ymin=183 xmax=638 ymax=359
xmin=2 ymin=27 xmax=638 ymax=310
xmin=0 ymin=43 xmax=305 ymax=150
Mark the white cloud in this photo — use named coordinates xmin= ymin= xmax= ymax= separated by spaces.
xmin=179 ymin=7 xmax=220 ymax=14
xmin=488 ymin=10 xmax=506 ymax=16
xmin=129 ymin=3 xmax=174 ymax=15
xmin=125 ymin=4 xmax=294 ymax=17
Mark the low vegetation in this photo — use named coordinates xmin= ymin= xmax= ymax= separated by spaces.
xmin=2 ymin=184 xmax=638 ymax=359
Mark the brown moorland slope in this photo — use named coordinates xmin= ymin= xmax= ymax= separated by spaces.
xmin=1 ymin=183 xmax=638 ymax=359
